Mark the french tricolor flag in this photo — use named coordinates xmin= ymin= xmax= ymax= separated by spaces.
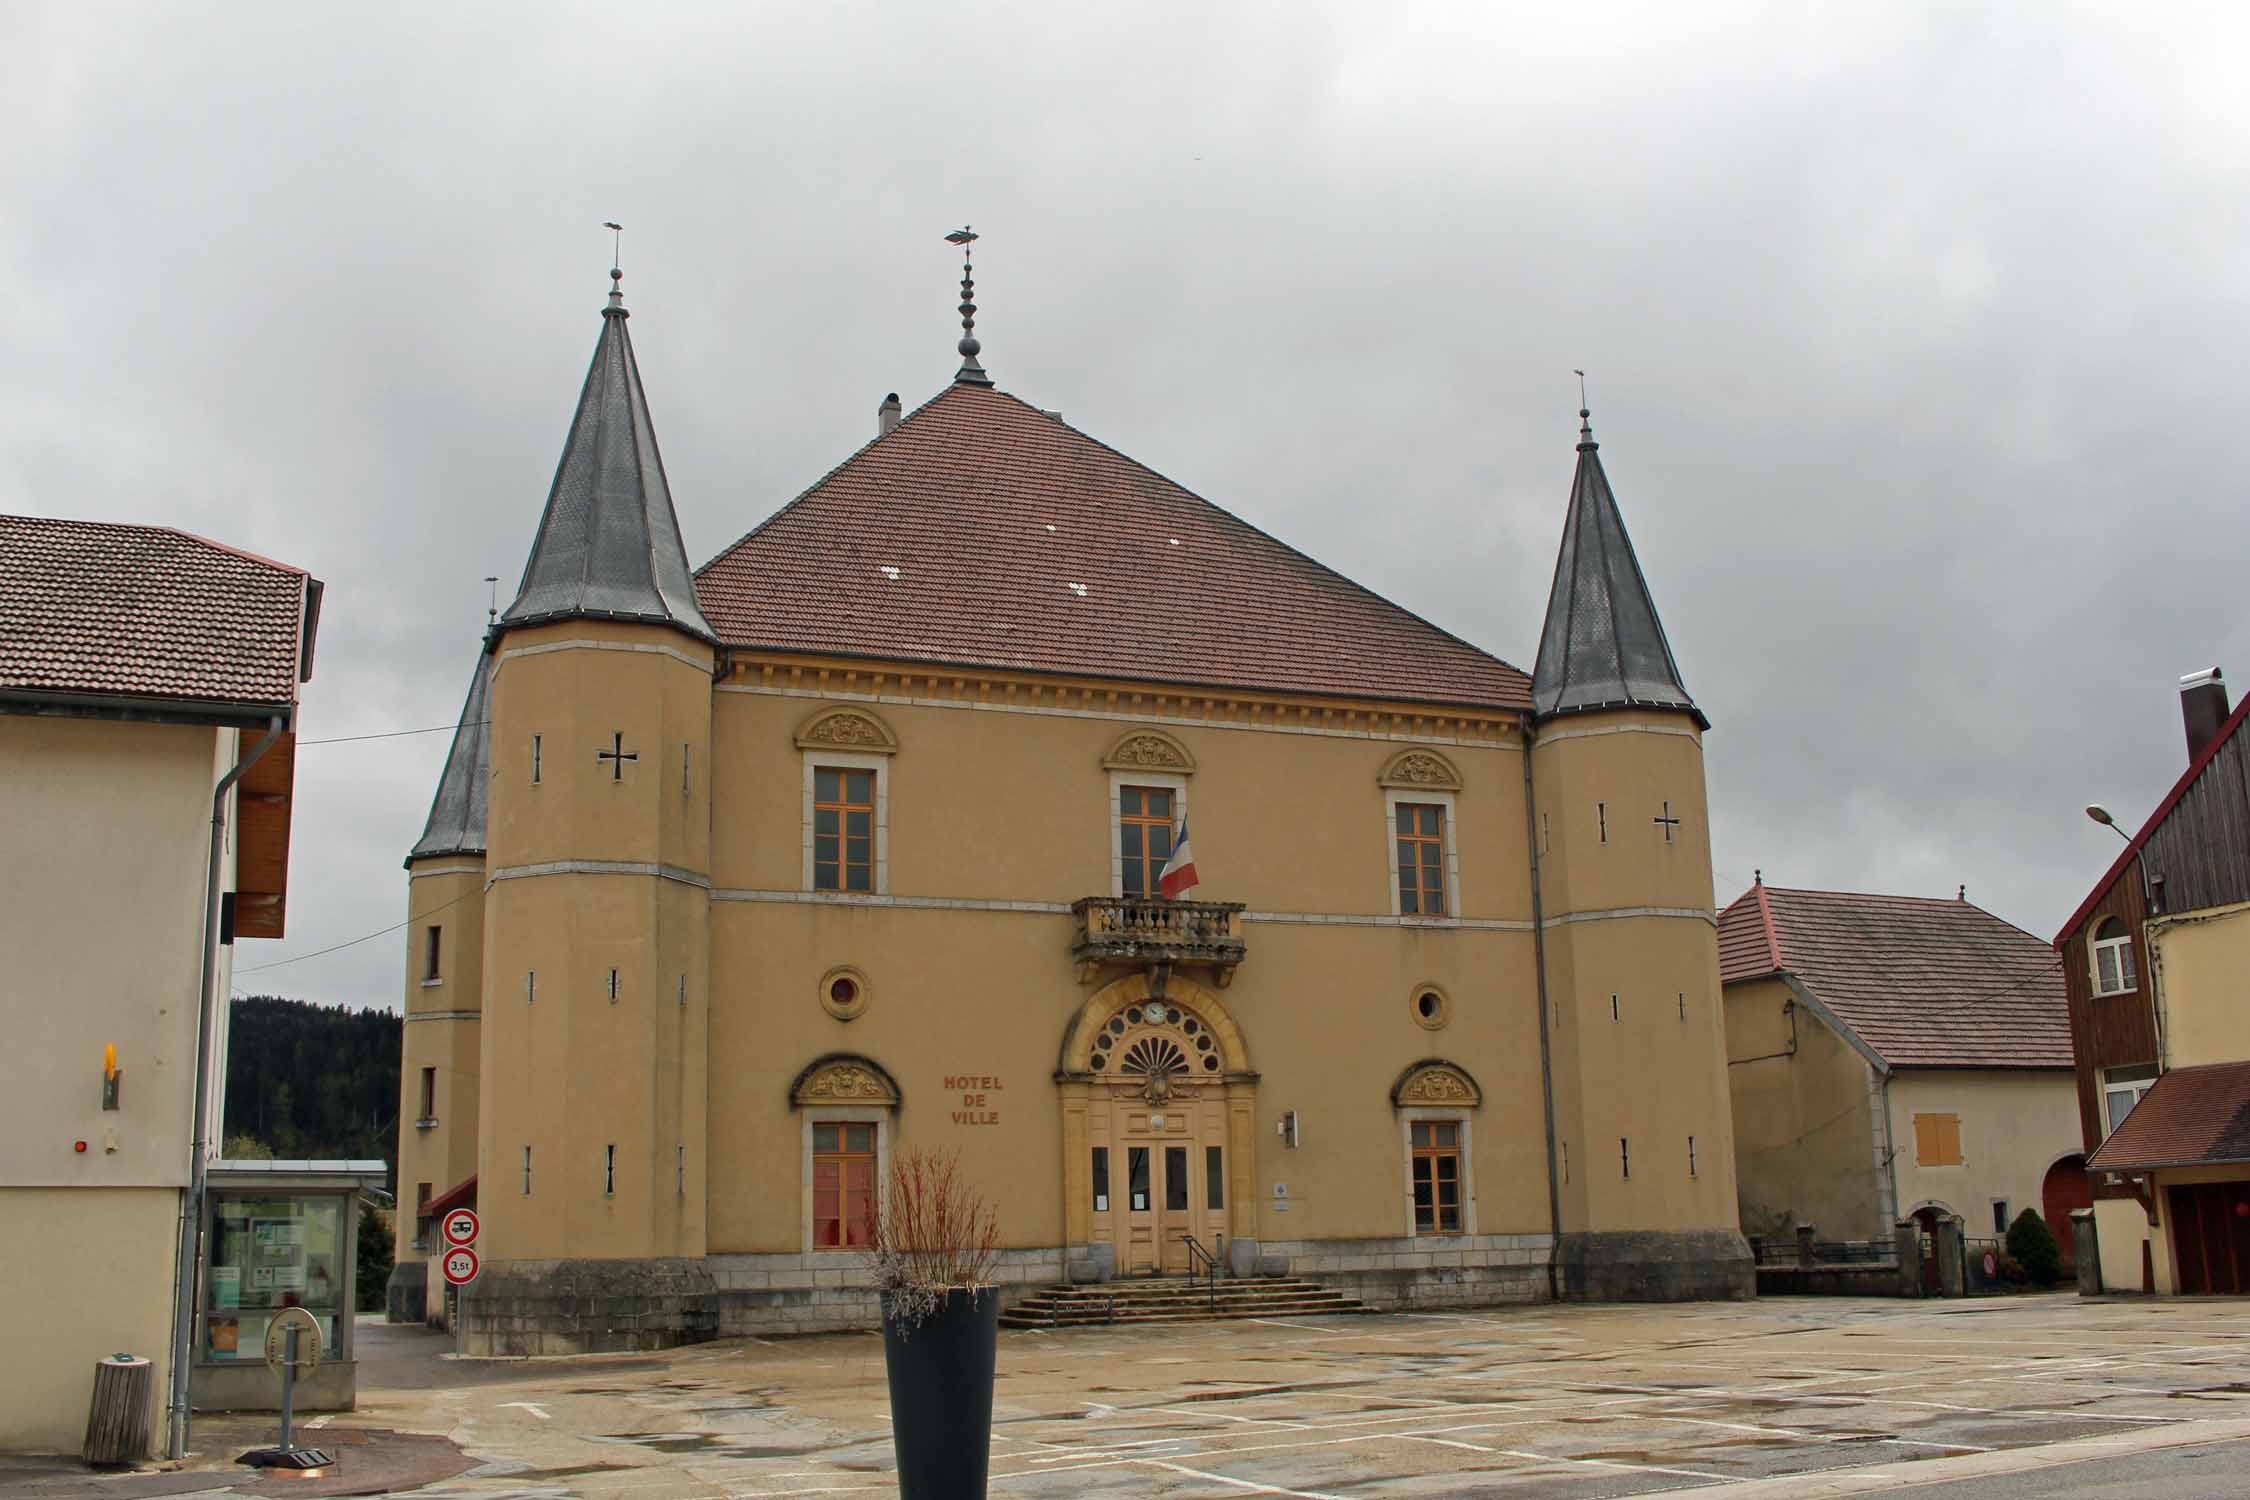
xmin=1158 ymin=818 xmax=1200 ymax=900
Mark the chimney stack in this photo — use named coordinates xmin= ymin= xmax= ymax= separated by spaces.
xmin=2181 ymin=667 xmax=2229 ymax=762
xmin=877 ymin=392 xmax=902 ymax=438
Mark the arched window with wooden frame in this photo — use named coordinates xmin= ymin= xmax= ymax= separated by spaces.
xmin=2092 ymin=917 xmax=2137 ymax=996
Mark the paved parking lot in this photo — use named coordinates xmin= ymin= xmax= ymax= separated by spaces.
xmin=342 ymin=1295 xmax=2250 ymax=1498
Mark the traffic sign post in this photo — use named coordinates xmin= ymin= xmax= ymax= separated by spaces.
xmin=443 ymin=1244 xmax=481 ymax=1286
xmin=441 ymin=1208 xmax=480 ymax=1247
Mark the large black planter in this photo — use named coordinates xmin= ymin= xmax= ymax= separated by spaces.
xmin=881 ymin=1286 xmax=999 ymax=1499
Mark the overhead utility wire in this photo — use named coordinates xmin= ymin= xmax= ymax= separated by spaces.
xmin=296 ymin=721 xmax=487 ymax=746
xmin=232 ymin=884 xmax=481 ymax=975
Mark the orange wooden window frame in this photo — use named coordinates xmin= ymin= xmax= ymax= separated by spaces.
xmin=1397 ymin=803 xmax=1447 ymax=915
xmin=813 ymin=769 xmax=876 ymax=893
xmin=1119 ymin=786 xmax=1175 ymax=898
xmin=1410 ymin=1120 xmax=1463 ymax=1234
xmin=812 ymin=1121 xmax=878 ymax=1248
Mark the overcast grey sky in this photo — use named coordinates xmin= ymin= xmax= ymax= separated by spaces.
xmin=8 ymin=3 xmax=2246 ymax=1012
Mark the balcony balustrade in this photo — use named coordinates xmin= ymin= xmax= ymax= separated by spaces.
xmin=1071 ymin=896 xmax=1246 ymax=984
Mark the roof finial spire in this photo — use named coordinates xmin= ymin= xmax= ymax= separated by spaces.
xmin=603 ymin=222 xmax=626 ymax=317
xmin=1574 ymin=368 xmax=1595 ymax=450
xmin=945 ymin=225 xmax=992 ymax=386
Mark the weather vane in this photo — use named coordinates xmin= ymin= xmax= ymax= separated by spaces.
xmin=1574 ymin=368 xmax=1587 ymax=410
xmin=604 ymin=222 xmax=623 ymax=271
xmin=946 ymin=225 xmax=991 ymax=385
xmin=484 ymin=575 xmax=500 ymax=625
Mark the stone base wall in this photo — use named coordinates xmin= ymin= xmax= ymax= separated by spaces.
xmin=1754 ymin=1264 xmax=1904 ymax=1297
xmin=459 ymin=1257 xmax=720 ymax=1355
xmin=1259 ymin=1233 xmax=1555 ymax=1309
xmin=711 ymin=1247 xmax=1065 ymax=1337
xmin=1556 ymin=1230 xmax=1755 ymax=1302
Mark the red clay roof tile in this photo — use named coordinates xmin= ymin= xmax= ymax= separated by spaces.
xmin=694 ymin=383 xmax=1532 ymax=712
xmin=2088 ymin=1060 xmax=2250 ymax=1171
xmin=1717 ymin=884 xmax=2070 ymax=1069
xmin=0 ymin=514 xmax=311 ymax=709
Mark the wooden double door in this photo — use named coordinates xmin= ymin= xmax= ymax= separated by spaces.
xmin=1090 ymin=1091 xmax=1228 ymax=1277
xmin=2168 ymin=1181 xmax=2250 ymax=1295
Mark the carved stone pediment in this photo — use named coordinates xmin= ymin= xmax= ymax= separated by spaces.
xmin=795 ymin=706 xmax=899 ymax=754
xmin=1101 ymin=729 xmax=1195 ymax=774
xmin=1378 ymin=748 xmax=1463 ymax=790
xmin=1391 ymin=1059 xmax=1482 ymax=1108
xmin=791 ymin=1054 xmax=901 ymax=1107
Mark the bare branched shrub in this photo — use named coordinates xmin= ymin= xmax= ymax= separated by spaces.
xmin=867 ymin=1147 xmax=1000 ymax=1330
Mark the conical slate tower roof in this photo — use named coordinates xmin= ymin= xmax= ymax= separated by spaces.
xmin=407 ymin=651 xmax=491 ymax=863
xmin=499 ymin=272 xmax=716 ymax=643
xmin=1531 ymin=411 xmax=1705 ymax=728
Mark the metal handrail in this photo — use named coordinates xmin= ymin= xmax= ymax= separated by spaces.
xmin=1179 ymin=1232 xmax=1223 ymax=1311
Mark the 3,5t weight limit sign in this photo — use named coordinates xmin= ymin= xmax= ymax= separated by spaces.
xmin=442 ymin=1245 xmax=480 ymax=1286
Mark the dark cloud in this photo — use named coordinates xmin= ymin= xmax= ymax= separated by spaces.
xmin=7 ymin=2 xmax=2243 ymax=1008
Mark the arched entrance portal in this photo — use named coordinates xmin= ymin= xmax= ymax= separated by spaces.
xmin=2042 ymin=1154 xmax=2092 ymax=1270
xmin=1059 ymin=973 xmax=1257 ymax=1276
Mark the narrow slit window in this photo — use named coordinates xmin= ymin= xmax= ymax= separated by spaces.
xmin=418 ymin=1066 xmax=436 ymax=1121
xmin=682 ymin=742 xmax=691 ymax=797
xmin=1611 ymin=993 xmax=1620 ymax=1023
xmin=424 ymin=925 xmax=442 ymax=982
xmin=1092 ymin=1147 xmax=1110 ymax=1212
xmin=678 ymin=974 xmax=687 ymax=1008
xmin=604 ymin=1144 xmax=616 ymax=1195
xmin=526 ymin=969 xmax=536 ymax=1004
xmin=1395 ymin=802 xmax=1447 ymax=915
xmin=1688 ymin=1135 xmax=1698 ymax=1178
xmin=522 ymin=1145 xmax=533 ymax=1195
xmin=1598 ymin=802 xmax=1608 ymax=843
xmin=813 ymin=768 xmax=877 ymax=893
xmin=1678 ymin=992 xmax=1687 ymax=1020
xmin=608 ymin=968 xmax=619 ymax=1003
xmin=531 ymin=734 xmax=542 ymax=784
xmin=1621 ymin=1137 xmax=1631 ymax=1179
xmin=676 ymin=1145 xmax=685 ymax=1195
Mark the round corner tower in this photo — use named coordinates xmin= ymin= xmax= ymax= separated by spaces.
xmin=1526 ymin=407 xmax=1751 ymax=1301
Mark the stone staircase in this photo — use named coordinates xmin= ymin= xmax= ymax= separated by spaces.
xmin=1000 ymin=1275 xmax=1369 ymax=1329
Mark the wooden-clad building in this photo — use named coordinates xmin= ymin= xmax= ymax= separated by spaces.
xmin=2058 ymin=669 xmax=2250 ymax=1294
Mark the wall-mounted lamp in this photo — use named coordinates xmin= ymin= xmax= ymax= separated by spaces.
xmin=102 ymin=1044 xmax=121 ymax=1111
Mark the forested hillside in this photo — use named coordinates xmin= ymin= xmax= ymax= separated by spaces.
xmin=222 ymin=995 xmax=401 ymax=1169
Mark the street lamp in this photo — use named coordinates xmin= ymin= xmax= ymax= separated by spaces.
xmin=2085 ymin=805 xmax=2132 ymax=843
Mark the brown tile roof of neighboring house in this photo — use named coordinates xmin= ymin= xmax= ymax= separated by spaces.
xmin=1716 ymin=883 xmax=2071 ymax=1069
xmin=2088 ymin=1061 xmax=2250 ymax=1171
xmin=694 ymin=382 xmax=1533 ymax=712
xmin=0 ymin=514 xmax=313 ymax=710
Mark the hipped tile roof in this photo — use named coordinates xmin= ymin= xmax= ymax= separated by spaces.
xmin=694 ymin=382 xmax=1531 ymax=712
xmin=2088 ymin=1061 xmax=2250 ymax=1171
xmin=1717 ymin=883 xmax=2071 ymax=1069
xmin=0 ymin=514 xmax=311 ymax=709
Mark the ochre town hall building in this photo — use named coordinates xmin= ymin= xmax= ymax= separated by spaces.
xmin=394 ymin=264 xmax=1751 ymax=1350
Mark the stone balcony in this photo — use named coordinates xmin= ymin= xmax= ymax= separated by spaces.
xmin=1071 ymin=896 xmax=1247 ymax=984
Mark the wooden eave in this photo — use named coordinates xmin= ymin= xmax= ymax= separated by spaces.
xmin=233 ymin=730 xmax=296 ymax=939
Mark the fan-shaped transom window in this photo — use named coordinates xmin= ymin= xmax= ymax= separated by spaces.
xmin=1087 ymin=1002 xmax=1221 ymax=1075
xmin=2092 ymin=917 xmax=2137 ymax=996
